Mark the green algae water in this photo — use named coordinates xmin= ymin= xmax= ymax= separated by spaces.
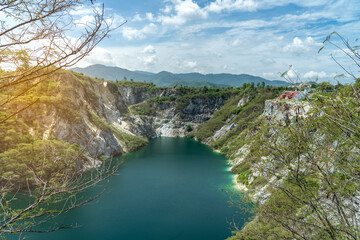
xmin=22 ymin=137 xmax=250 ymax=240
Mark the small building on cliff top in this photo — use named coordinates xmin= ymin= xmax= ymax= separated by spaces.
xmin=279 ymin=91 xmax=306 ymax=100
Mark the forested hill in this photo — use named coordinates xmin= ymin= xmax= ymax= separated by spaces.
xmin=71 ymin=64 xmax=288 ymax=88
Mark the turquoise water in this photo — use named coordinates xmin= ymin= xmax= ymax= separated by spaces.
xmin=22 ymin=137 xmax=248 ymax=240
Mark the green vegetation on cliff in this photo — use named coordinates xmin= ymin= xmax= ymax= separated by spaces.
xmin=0 ymin=112 xmax=77 ymax=176
xmin=88 ymin=110 xmax=148 ymax=152
xmin=0 ymin=70 xmax=147 ymax=190
xmin=226 ymin=82 xmax=360 ymax=239
xmin=194 ymin=85 xmax=284 ymax=143
xmin=0 ymin=71 xmax=85 ymax=190
xmin=130 ymin=85 xmax=242 ymax=116
xmin=113 ymin=79 xmax=159 ymax=91
xmin=0 ymin=138 xmax=79 ymax=189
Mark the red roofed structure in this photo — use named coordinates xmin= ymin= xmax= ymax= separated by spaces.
xmin=279 ymin=91 xmax=299 ymax=100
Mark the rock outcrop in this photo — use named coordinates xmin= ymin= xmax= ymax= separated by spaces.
xmin=118 ymin=86 xmax=176 ymax=106
xmin=263 ymin=99 xmax=311 ymax=125
xmin=22 ymin=72 xmax=226 ymax=164
xmin=181 ymin=97 xmax=224 ymax=123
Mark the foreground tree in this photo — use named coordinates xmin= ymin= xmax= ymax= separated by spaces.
xmin=230 ymin=33 xmax=360 ymax=239
xmin=0 ymin=0 xmax=118 ymax=123
xmin=0 ymin=0 xmax=123 ymax=237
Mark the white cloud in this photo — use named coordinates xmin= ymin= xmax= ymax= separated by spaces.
xmin=132 ymin=13 xmax=144 ymax=22
xmin=143 ymin=45 xmax=156 ymax=54
xmin=121 ymin=23 xmax=157 ymax=40
xmin=142 ymin=23 xmax=158 ymax=34
xmin=262 ymin=72 xmax=276 ymax=78
xmin=261 ymin=58 xmax=276 ymax=65
xmin=72 ymin=0 xmax=360 ymax=84
xmin=222 ymin=64 xmax=235 ymax=71
xmin=106 ymin=13 xmax=125 ymax=26
xmin=276 ymin=12 xmax=332 ymax=23
xmin=282 ymin=37 xmax=321 ymax=55
xmin=161 ymin=5 xmax=173 ymax=14
xmin=138 ymin=55 xmax=157 ymax=65
xmin=70 ymin=5 xmax=95 ymax=16
xmin=70 ymin=3 xmax=104 ymax=17
xmin=184 ymin=60 xmax=197 ymax=68
xmin=74 ymin=15 xmax=95 ymax=25
xmin=146 ymin=12 xmax=155 ymax=22
xmin=206 ymin=0 xmax=258 ymax=13
xmin=231 ymin=39 xmax=241 ymax=46
xmin=139 ymin=45 xmax=157 ymax=66
xmin=159 ymin=0 xmax=208 ymax=25
xmin=122 ymin=27 xmax=144 ymax=40
xmin=303 ymin=71 xmax=328 ymax=79
xmin=81 ymin=47 xmax=114 ymax=66
xmin=258 ymin=0 xmax=329 ymax=9
xmin=156 ymin=0 xmax=331 ymax=19
xmin=70 ymin=4 xmax=125 ymax=29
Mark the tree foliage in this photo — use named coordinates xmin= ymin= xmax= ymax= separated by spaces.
xmin=230 ymin=33 xmax=360 ymax=239
xmin=0 ymin=0 xmax=118 ymax=124
xmin=0 ymin=0 xmax=122 ymax=237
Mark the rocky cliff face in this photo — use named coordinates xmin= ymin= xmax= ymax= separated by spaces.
xmin=120 ymin=96 xmax=224 ymax=139
xmin=262 ymin=99 xmax=311 ymax=125
xmin=181 ymin=97 xmax=224 ymax=123
xmin=204 ymin=96 xmax=360 ymax=239
xmin=231 ymin=99 xmax=311 ymax=199
xmin=194 ymin=97 xmax=313 ymax=202
xmin=19 ymin=72 xmax=303 ymax=204
xmin=118 ymin=86 xmax=176 ymax=106
xmin=20 ymin=72 xmax=131 ymax=159
xmin=23 ymin=72 xmax=226 ymax=164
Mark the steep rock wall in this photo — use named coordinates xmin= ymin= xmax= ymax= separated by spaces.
xmin=195 ymin=97 xmax=313 ymax=202
xmin=181 ymin=97 xmax=224 ymax=123
xmin=262 ymin=99 xmax=311 ymax=125
xmin=20 ymin=73 xmax=131 ymax=159
xmin=118 ymin=86 xmax=176 ymax=106
xmin=24 ymin=73 xmax=225 ymax=163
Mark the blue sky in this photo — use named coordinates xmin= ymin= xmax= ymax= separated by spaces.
xmin=72 ymin=0 xmax=360 ymax=82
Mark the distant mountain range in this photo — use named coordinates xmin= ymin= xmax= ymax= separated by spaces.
xmin=71 ymin=64 xmax=288 ymax=87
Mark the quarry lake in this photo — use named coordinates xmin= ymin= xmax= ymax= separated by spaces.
xmin=25 ymin=137 xmax=249 ymax=240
